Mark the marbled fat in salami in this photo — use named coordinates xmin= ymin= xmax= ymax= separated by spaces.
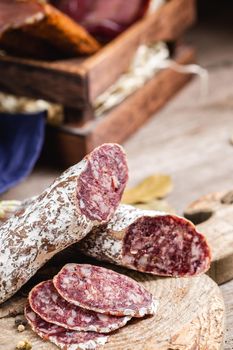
xmin=0 ymin=143 xmax=128 ymax=304
xmin=53 ymin=264 xmax=158 ymax=317
xmin=25 ymin=304 xmax=108 ymax=350
xmin=79 ymin=204 xmax=211 ymax=277
xmin=29 ymin=280 xmax=131 ymax=332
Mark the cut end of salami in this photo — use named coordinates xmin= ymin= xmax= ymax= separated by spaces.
xmin=53 ymin=264 xmax=158 ymax=317
xmin=77 ymin=143 xmax=128 ymax=222
xmin=29 ymin=280 xmax=131 ymax=333
xmin=122 ymin=215 xmax=211 ymax=277
xmin=25 ymin=304 xmax=108 ymax=350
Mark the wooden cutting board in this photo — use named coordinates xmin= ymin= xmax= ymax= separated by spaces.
xmin=184 ymin=190 xmax=233 ymax=285
xmin=0 ymin=271 xmax=225 ymax=350
xmin=221 ymin=277 xmax=233 ymax=349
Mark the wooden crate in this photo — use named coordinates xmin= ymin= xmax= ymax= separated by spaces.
xmin=43 ymin=45 xmax=195 ymax=166
xmin=0 ymin=0 xmax=196 ymax=165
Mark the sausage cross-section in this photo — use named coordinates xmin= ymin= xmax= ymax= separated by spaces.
xmin=79 ymin=204 xmax=211 ymax=277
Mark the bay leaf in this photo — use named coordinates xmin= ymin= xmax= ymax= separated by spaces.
xmin=133 ymin=199 xmax=175 ymax=213
xmin=122 ymin=174 xmax=173 ymax=204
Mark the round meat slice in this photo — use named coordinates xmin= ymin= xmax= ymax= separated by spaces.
xmin=29 ymin=280 xmax=131 ymax=333
xmin=25 ymin=304 xmax=108 ymax=350
xmin=53 ymin=264 xmax=158 ymax=317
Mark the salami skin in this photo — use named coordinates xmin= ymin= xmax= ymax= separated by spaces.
xmin=53 ymin=264 xmax=158 ymax=317
xmin=0 ymin=0 xmax=100 ymax=57
xmin=0 ymin=143 xmax=128 ymax=304
xmin=79 ymin=205 xmax=211 ymax=277
xmin=25 ymin=304 xmax=108 ymax=350
xmin=29 ymin=280 xmax=131 ymax=333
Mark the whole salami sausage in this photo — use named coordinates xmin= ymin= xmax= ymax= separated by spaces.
xmin=78 ymin=204 xmax=211 ymax=277
xmin=29 ymin=280 xmax=131 ymax=333
xmin=0 ymin=143 xmax=128 ymax=304
xmin=25 ymin=304 xmax=108 ymax=350
xmin=53 ymin=264 xmax=158 ymax=317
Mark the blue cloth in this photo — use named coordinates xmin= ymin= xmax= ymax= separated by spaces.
xmin=0 ymin=112 xmax=46 ymax=194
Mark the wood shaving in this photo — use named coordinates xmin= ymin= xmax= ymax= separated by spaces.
xmin=0 ymin=92 xmax=63 ymax=125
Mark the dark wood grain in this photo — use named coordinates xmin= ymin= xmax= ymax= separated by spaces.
xmin=41 ymin=124 xmax=88 ymax=167
xmin=63 ymin=105 xmax=94 ymax=123
xmin=0 ymin=55 xmax=88 ymax=108
xmin=0 ymin=30 xmax=62 ymax=60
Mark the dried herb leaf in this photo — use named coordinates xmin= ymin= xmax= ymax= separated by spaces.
xmin=133 ymin=199 xmax=175 ymax=213
xmin=122 ymin=174 xmax=173 ymax=204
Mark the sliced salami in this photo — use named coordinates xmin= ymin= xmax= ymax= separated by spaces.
xmin=79 ymin=205 xmax=211 ymax=277
xmin=29 ymin=280 xmax=131 ymax=333
xmin=53 ymin=264 xmax=158 ymax=317
xmin=25 ymin=304 xmax=108 ymax=350
xmin=0 ymin=143 xmax=128 ymax=304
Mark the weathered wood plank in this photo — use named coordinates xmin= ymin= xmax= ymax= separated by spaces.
xmin=0 ymin=55 xmax=88 ymax=108
xmin=184 ymin=192 xmax=233 ymax=285
xmin=221 ymin=279 xmax=233 ymax=350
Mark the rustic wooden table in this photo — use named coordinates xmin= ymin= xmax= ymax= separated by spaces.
xmin=1 ymin=9 xmax=233 ymax=349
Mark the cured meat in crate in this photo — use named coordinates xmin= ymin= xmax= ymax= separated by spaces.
xmin=0 ymin=0 xmax=196 ymax=166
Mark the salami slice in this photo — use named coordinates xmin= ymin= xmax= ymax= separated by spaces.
xmin=79 ymin=204 xmax=211 ymax=277
xmin=53 ymin=264 xmax=158 ymax=317
xmin=29 ymin=280 xmax=131 ymax=333
xmin=0 ymin=143 xmax=128 ymax=304
xmin=25 ymin=304 xmax=108 ymax=350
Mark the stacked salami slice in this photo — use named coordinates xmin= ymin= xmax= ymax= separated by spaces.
xmin=26 ymin=263 xmax=158 ymax=350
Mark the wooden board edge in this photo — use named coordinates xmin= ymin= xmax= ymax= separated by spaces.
xmin=208 ymin=253 xmax=233 ymax=285
xmin=185 ymin=191 xmax=233 ymax=286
